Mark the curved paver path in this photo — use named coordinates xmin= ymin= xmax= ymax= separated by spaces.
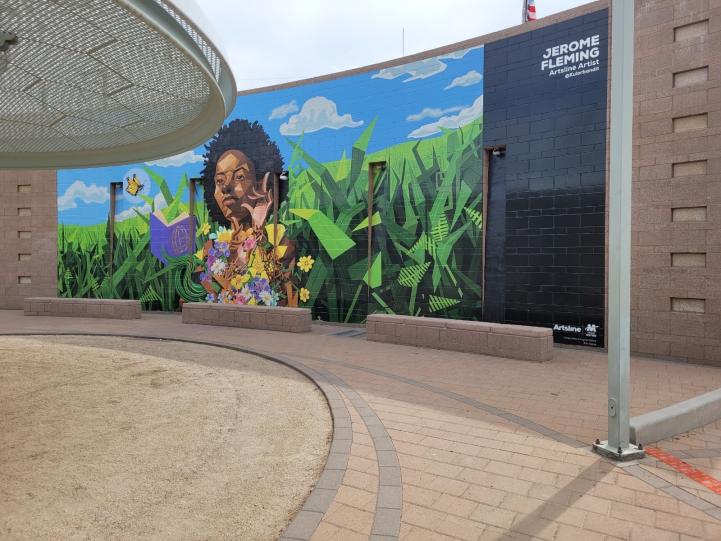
xmin=5 ymin=310 xmax=721 ymax=539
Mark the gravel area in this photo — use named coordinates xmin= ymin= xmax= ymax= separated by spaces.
xmin=0 ymin=336 xmax=331 ymax=541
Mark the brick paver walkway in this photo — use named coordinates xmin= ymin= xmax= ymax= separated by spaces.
xmin=5 ymin=309 xmax=721 ymax=540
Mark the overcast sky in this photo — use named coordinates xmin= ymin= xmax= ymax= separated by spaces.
xmin=197 ymin=0 xmax=595 ymax=91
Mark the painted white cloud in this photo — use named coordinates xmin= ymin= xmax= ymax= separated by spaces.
xmin=371 ymin=45 xmax=483 ymax=82
xmin=269 ymin=99 xmax=299 ymax=120
xmin=438 ymin=45 xmax=483 ymax=60
xmin=406 ymin=105 xmax=466 ymax=122
xmin=444 ymin=69 xmax=482 ymax=90
xmin=145 ymin=150 xmax=204 ymax=168
xmin=280 ymin=96 xmax=363 ymax=135
xmin=372 ymin=57 xmax=448 ymax=82
xmin=116 ymin=192 xmax=168 ymax=222
xmin=57 ymin=180 xmax=109 ymax=211
xmin=407 ymin=95 xmax=483 ymax=139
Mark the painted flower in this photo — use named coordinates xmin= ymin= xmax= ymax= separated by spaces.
xmin=200 ymin=222 xmax=211 ymax=235
xmin=299 ymin=287 xmax=310 ymax=303
xmin=205 ymin=293 xmax=217 ymax=303
xmin=230 ymin=273 xmax=250 ymax=290
xmin=216 ymin=227 xmax=233 ymax=244
xmin=199 ymin=271 xmax=209 ymax=282
xmin=249 ymin=277 xmax=270 ymax=297
xmin=215 ymin=241 xmax=230 ymax=258
xmin=235 ymin=286 xmax=252 ymax=305
xmin=249 ymin=252 xmax=267 ymax=278
xmin=243 ymin=235 xmax=257 ymax=251
xmin=265 ymin=223 xmax=286 ymax=245
xmin=259 ymin=290 xmax=274 ymax=306
xmin=194 ymin=248 xmax=204 ymax=261
xmin=298 ymin=255 xmax=315 ymax=273
xmin=210 ymin=258 xmax=226 ymax=274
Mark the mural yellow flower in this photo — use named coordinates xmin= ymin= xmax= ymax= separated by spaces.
xmin=230 ymin=273 xmax=250 ymax=289
xmin=216 ymin=227 xmax=233 ymax=244
xmin=249 ymin=252 xmax=268 ymax=279
xmin=265 ymin=223 xmax=286 ymax=245
xmin=194 ymin=248 xmax=204 ymax=260
xmin=200 ymin=222 xmax=211 ymax=235
xmin=298 ymin=255 xmax=315 ymax=273
xmin=299 ymin=287 xmax=310 ymax=303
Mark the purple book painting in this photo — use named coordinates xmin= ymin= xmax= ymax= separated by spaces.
xmin=150 ymin=211 xmax=196 ymax=265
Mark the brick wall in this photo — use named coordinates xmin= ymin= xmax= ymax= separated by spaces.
xmin=632 ymin=0 xmax=721 ymax=363
xmin=0 ymin=170 xmax=57 ymax=308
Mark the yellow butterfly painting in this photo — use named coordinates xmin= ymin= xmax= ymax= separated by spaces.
xmin=125 ymin=173 xmax=144 ymax=196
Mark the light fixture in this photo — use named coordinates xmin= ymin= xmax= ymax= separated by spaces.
xmin=0 ymin=30 xmax=17 ymax=52
xmin=492 ymin=146 xmax=505 ymax=157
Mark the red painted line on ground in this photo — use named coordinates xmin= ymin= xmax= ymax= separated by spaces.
xmin=646 ymin=446 xmax=721 ymax=495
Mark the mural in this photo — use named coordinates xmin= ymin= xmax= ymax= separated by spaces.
xmin=58 ymin=44 xmax=486 ymax=322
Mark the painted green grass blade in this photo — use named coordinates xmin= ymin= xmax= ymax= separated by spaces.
xmin=350 ymin=118 xmax=377 ymax=183
xmin=143 ymin=167 xmax=173 ymax=206
xmin=290 ymin=208 xmax=355 ymax=260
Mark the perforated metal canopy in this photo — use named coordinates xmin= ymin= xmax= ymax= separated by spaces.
xmin=0 ymin=0 xmax=236 ymax=168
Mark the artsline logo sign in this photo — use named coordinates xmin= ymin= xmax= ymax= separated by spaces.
xmin=541 ymin=34 xmax=601 ymax=78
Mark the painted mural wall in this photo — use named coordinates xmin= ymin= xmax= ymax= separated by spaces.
xmin=57 ymin=9 xmax=609 ymax=340
xmin=58 ymin=43 xmax=486 ymax=322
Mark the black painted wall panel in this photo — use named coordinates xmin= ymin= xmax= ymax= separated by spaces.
xmin=483 ymin=9 xmax=609 ymax=347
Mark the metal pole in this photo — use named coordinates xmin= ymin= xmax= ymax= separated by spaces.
xmin=593 ymin=0 xmax=644 ymax=461
xmin=188 ymin=177 xmax=198 ymax=253
xmin=108 ymin=181 xmax=123 ymax=285
xmin=522 ymin=0 xmax=528 ymax=24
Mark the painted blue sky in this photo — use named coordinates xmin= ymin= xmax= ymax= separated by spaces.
xmin=58 ymin=46 xmax=484 ymax=226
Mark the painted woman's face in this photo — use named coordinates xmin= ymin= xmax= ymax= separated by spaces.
xmin=213 ymin=150 xmax=255 ymax=222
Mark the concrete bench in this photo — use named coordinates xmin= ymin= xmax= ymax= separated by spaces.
xmin=366 ymin=314 xmax=554 ymax=362
xmin=182 ymin=302 xmax=311 ymax=333
xmin=631 ymin=387 xmax=721 ymax=445
xmin=23 ymin=297 xmax=141 ymax=320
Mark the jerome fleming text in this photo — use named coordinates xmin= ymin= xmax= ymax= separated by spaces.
xmin=541 ymin=35 xmax=601 ymax=70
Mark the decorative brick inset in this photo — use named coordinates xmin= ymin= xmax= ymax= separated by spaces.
xmin=366 ymin=314 xmax=553 ymax=362
xmin=671 ymin=252 xmax=706 ymax=267
xmin=671 ymin=298 xmax=706 ymax=314
xmin=672 ymin=113 xmax=708 ymax=132
xmin=182 ymin=302 xmax=311 ymax=333
xmin=23 ymin=297 xmax=141 ymax=319
xmin=672 ymin=66 xmax=709 ymax=88
xmin=672 ymin=160 xmax=708 ymax=177
xmin=673 ymin=20 xmax=708 ymax=42
xmin=671 ymin=206 xmax=707 ymax=222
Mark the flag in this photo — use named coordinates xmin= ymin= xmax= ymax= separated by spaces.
xmin=526 ymin=0 xmax=537 ymax=22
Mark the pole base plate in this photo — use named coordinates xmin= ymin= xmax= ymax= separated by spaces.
xmin=592 ymin=441 xmax=645 ymax=461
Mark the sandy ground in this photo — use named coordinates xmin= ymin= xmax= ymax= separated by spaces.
xmin=0 ymin=336 xmax=331 ymax=541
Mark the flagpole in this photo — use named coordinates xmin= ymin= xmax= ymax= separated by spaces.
xmin=522 ymin=0 xmax=528 ymax=23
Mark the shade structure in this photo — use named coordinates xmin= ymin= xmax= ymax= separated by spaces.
xmin=0 ymin=0 xmax=236 ymax=168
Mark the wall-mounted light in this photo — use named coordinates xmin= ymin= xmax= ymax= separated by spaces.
xmin=492 ymin=146 xmax=506 ymax=157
